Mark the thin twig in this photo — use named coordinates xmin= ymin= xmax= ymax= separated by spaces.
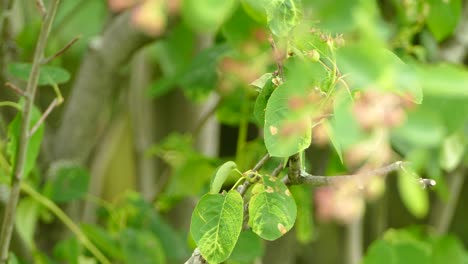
xmin=5 ymin=82 xmax=27 ymax=97
xmin=283 ymin=161 xmax=406 ymax=186
xmin=237 ymin=153 xmax=270 ymax=196
xmin=271 ymin=162 xmax=284 ymax=177
xmin=29 ymin=98 xmax=58 ymax=137
xmin=0 ymin=0 xmax=61 ymax=261
xmin=268 ymin=35 xmax=285 ymax=80
xmin=41 ymin=35 xmax=81 ymax=64
xmin=35 ymin=0 xmax=47 ymax=17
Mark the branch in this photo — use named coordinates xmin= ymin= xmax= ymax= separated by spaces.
xmin=35 ymin=0 xmax=47 ymax=17
xmin=51 ymin=11 xmax=160 ymax=163
xmin=5 ymin=82 xmax=26 ymax=97
xmin=41 ymin=35 xmax=81 ymax=64
xmin=283 ymin=161 xmax=406 ymax=186
xmin=237 ymin=153 xmax=270 ymax=196
xmin=0 ymin=0 xmax=60 ymax=261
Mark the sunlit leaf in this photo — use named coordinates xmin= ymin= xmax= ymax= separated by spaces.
xmin=397 ymin=167 xmax=429 ymax=218
xmin=265 ymin=0 xmax=303 ymax=37
xmin=427 ymin=0 xmax=462 ymax=41
xmin=251 ymin=73 xmax=273 ymax=89
xmin=210 ymin=161 xmax=237 ymax=194
xmin=190 ymin=191 xmax=243 ymax=263
xmin=264 ymin=59 xmax=326 ymax=157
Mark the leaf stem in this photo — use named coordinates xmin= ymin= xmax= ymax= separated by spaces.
xmin=0 ymin=101 xmax=21 ymax=110
xmin=20 ymin=183 xmax=111 ymax=264
xmin=0 ymin=0 xmax=60 ymax=261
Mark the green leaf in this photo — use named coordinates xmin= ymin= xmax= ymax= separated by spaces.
xmin=154 ymin=23 xmax=195 ymax=77
xmin=240 ymin=0 xmax=268 ymax=23
xmin=254 ymin=77 xmax=275 ymax=125
xmin=251 ymin=73 xmax=273 ymax=89
xmin=416 ymin=64 xmax=468 ymax=98
xmin=210 ymin=161 xmax=237 ymax=194
xmin=362 ymin=240 xmax=396 ymax=264
xmin=120 ymin=228 xmax=166 ymax=264
xmin=179 ymin=44 xmax=231 ymax=101
xmin=393 ymin=241 xmax=431 ymax=263
xmin=432 ymin=236 xmax=466 ymax=264
xmin=222 ymin=6 xmax=265 ymax=49
xmin=165 ymin=156 xmax=215 ymax=197
xmin=15 ymin=197 xmax=40 ymax=249
xmin=7 ymin=102 xmax=44 ymax=179
xmin=397 ymin=167 xmax=429 ymax=218
xmin=53 ymin=237 xmax=80 ymax=264
xmin=439 ymin=132 xmax=466 ymax=171
xmin=190 ymin=190 xmax=244 ymax=263
xmin=8 ymin=63 xmax=70 ymax=85
xmin=427 ymin=0 xmax=462 ymax=41
xmin=81 ymin=224 xmax=123 ymax=260
xmin=229 ymin=230 xmax=264 ymax=263
xmin=337 ymin=46 xmax=422 ymax=103
xmin=182 ymin=0 xmax=238 ymax=33
xmin=7 ymin=253 xmax=19 ymax=264
xmin=391 ymin=106 xmax=446 ymax=148
xmin=148 ymin=77 xmax=176 ymax=98
xmin=302 ymin=0 xmax=360 ymax=33
xmin=118 ymin=194 xmax=189 ymax=262
xmin=265 ymin=0 xmax=303 ymax=37
xmin=290 ymin=185 xmax=313 ymax=244
xmin=249 ymin=175 xmax=297 ymax=240
xmin=331 ymin=93 xmax=366 ymax=150
xmin=45 ymin=163 xmax=90 ymax=203
xmin=323 ymin=120 xmax=343 ymax=163
xmin=216 ymin=88 xmax=256 ymax=125
xmin=264 ymin=59 xmax=326 ymax=157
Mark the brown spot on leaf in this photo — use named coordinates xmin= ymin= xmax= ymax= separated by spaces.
xmin=278 ymin=223 xmax=288 ymax=235
xmin=284 ymin=189 xmax=291 ymax=196
xmin=266 ymin=186 xmax=274 ymax=193
xmin=270 ymin=126 xmax=278 ymax=135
